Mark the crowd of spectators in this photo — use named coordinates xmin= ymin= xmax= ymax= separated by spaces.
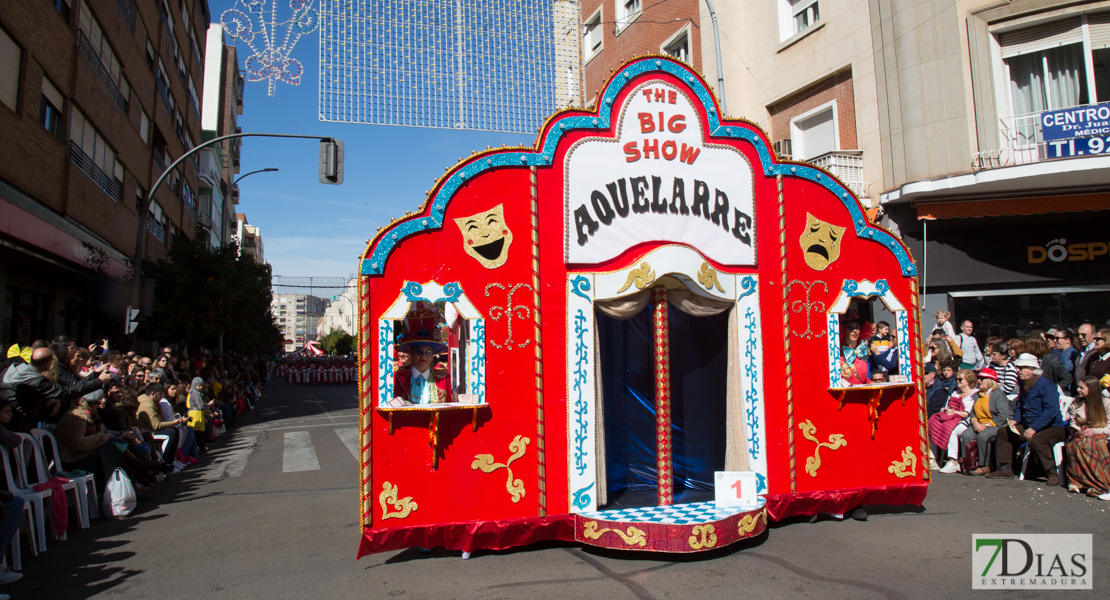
xmin=922 ymin=314 xmax=1110 ymax=503
xmin=0 ymin=337 xmax=273 ymax=589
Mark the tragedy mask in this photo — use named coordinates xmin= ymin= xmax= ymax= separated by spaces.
xmin=799 ymin=213 xmax=845 ymax=271
xmin=455 ymin=204 xmax=513 ymax=268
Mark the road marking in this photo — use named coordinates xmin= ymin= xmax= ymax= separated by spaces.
xmin=334 ymin=427 xmax=359 ymax=460
xmin=202 ymin=435 xmax=261 ymax=480
xmin=282 ymin=431 xmax=320 ymax=472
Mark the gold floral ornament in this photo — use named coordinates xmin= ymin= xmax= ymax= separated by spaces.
xmin=455 ymin=204 xmax=513 ymax=269
xmin=737 ymin=510 xmax=767 ymax=535
xmin=582 ymin=521 xmax=647 ymax=547
xmin=616 ymin=262 xmax=656 ymax=294
xmin=798 ymin=419 xmax=847 ymax=477
xmin=472 ymin=435 xmax=530 ymax=503
xmin=688 ymin=524 xmax=718 ymax=549
xmin=379 ymin=482 xmax=418 ymax=520
xmin=888 ymin=446 xmax=917 ymax=479
xmin=696 ymin=262 xmax=725 ymax=293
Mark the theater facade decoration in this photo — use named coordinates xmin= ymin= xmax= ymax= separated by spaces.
xmin=355 ymin=57 xmax=928 ymax=557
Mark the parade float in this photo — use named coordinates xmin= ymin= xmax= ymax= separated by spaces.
xmin=354 ymin=57 xmax=928 ymax=557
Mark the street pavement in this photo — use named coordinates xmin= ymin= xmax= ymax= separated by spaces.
xmin=7 ymin=381 xmax=1108 ymax=599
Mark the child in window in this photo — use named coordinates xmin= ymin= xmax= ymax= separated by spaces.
xmin=869 ymin=320 xmax=899 ymax=375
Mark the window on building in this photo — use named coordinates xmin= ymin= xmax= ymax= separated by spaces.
xmin=136 ymin=185 xmax=145 ymax=212
xmin=662 ymin=28 xmax=690 ymax=63
xmin=49 ymin=0 xmax=73 ymax=23
xmin=41 ymin=77 xmax=64 ymax=138
xmin=792 ymin=0 xmax=819 ymax=35
xmin=0 ymin=26 xmax=20 ymax=112
xmin=584 ymin=9 xmax=602 ymax=60
xmin=617 ymin=0 xmax=640 ymax=32
xmin=70 ymin=106 xmax=123 ymax=200
xmin=140 ymin=110 xmax=150 ymax=144
xmin=146 ymin=41 xmax=155 ymax=72
xmin=78 ymin=3 xmax=131 ymax=107
xmin=790 ymin=102 xmax=837 ymax=160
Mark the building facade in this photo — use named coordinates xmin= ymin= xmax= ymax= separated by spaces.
xmin=582 ymin=0 xmax=1110 ymax=336
xmin=272 ymin=293 xmax=329 ymax=352
xmin=199 ymin=23 xmax=243 ymax=249
xmin=316 ymin=278 xmax=357 ymax=338
xmin=0 ymin=0 xmax=211 ymax=346
xmin=234 ymin=213 xmax=264 ymax=264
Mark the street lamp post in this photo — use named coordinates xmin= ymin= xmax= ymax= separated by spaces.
xmin=228 ymin=167 xmax=278 ymax=252
xmin=131 ymin=133 xmax=334 ymax=312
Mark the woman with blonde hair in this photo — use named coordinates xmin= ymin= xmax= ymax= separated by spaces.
xmin=1066 ymin=376 xmax=1110 ymax=499
xmin=960 ymin=368 xmax=1012 ymax=475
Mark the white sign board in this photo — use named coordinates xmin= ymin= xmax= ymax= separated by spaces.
xmin=714 ymin=471 xmax=758 ymax=508
xmin=564 ymin=81 xmax=756 ymax=267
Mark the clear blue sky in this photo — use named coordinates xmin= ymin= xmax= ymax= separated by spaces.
xmin=211 ymin=1 xmax=533 ymax=282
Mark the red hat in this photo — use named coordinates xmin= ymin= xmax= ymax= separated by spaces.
xmin=978 ymin=367 xmax=998 ymax=382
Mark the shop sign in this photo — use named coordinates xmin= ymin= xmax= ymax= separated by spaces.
xmin=1040 ymin=102 xmax=1110 ymax=142
xmin=1044 ymin=135 xmax=1110 ymax=158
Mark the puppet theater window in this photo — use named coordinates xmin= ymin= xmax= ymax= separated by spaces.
xmin=566 ymin=249 xmax=767 ymax=513
xmin=376 ymin=282 xmax=487 ymax=406
xmin=825 ymin=279 xmax=911 ymax=389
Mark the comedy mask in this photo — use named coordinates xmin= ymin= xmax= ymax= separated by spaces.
xmin=799 ymin=213 xmax=845 ymax=271
xmin=455 ymin=204 xmax=513 ymax=268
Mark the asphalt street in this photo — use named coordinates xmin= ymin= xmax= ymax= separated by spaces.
xmin=8 ymin=381 xmax=1108 ymax=599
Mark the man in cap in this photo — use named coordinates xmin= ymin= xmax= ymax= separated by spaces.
xmin=986 ymin=353 xmax=1067 ymax=485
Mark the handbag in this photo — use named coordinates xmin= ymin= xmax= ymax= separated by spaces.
xmin=188 ymin=409 xmax=206 ymax=432
xmin=102 ymin=468 xmax=136 ymax=518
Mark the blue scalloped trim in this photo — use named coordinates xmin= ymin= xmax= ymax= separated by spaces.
xmin=362 ymin=58 xmax=916 ymax=278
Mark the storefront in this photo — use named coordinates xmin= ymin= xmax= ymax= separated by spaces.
xmin=890 ymin=200 xmax=1110 ymax=340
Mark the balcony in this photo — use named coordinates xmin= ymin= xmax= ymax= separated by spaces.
xmin=114 ymin=0 xmax=136 ymax=30
xmin=77 ymin=30 xmax=128 ymax=113
xmin=159 ymin=9 xmax=177 ymax=55
xmin=147 ymin=217 xmax=166 ymax=244
xmin=973 ymin=104 xmax=1110 ymax=171
xmin=152 ymin=151 xmax=167 ymax=174
xmin=808 ymin=150 xmax=869 ymax=199
xmin=69 ymin=141 xmax=121 ymax=200
xmin=156 ymin=76 xmax=174 ymax=113
xmin=197 ymin=148 xmax=221 ymax=185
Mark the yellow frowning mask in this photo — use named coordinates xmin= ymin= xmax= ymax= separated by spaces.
xmin=799 ymin=213 xmax=846 ymax=271
xmin=455 ymin=204 xmax=513 ymax=269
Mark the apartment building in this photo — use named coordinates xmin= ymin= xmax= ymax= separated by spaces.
xmin=272 ymin=293 xmax=329 ymax=352
xmin=583 ymin=0 xmax=1110 ymax=332
xmin=316 ymin=278 xmax=357 ymax=338
xmin=0 ymin=0 xmax=211 ymax=345
xmin=200 ymin=23 xmax=244 ymax=249
xmin=234 ymin=213 xmax=264 ymax=264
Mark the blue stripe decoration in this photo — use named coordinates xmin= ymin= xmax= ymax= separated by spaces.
xmin=361 ymin=58 xmax=916 ymax=278
xmin=572 ymin=309 xmax=590 ymax=476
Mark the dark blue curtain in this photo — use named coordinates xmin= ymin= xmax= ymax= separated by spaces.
xmin=598 ymin=302 xmax=729 ymax=495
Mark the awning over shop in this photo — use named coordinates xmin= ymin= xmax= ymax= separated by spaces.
xmin=916 ymin=193 xmax=1110 ymax=220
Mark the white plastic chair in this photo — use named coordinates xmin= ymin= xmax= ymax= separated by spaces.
xmin=4 ymin=497 xmax=38 ymax=571
xmin=1018 ymin=441 xmax=1066 ymax=485
xmin=31 ymin=429 xmax=99 ymax=521
xmin=18 ymin=433 xmax=88 ymax=530
xmin=0 ymin=445 xmax=56 ymax=552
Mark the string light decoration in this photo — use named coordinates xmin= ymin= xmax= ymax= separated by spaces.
xmin=319 ymin=0 xmax=581 ymax=133
xmin=222 ymin=0 xmax=321 ymax=97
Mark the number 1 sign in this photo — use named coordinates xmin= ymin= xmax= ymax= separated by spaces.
xmin=714 ymin=471 xmax=758 ymax=508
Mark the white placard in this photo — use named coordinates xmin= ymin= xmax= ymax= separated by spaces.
xmin=714 ymin=471 xmax=758 ymax=508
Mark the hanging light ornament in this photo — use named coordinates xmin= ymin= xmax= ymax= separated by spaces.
xmin=222 ymin=0 xmax=320 ymax=97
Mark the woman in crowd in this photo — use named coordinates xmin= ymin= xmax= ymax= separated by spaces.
xmin=1066 ymin=376 xmax=1110 ymax=499
xmin=931 ymin=369 xmax=979 ymax=473
xmin=1006 ymin=338 xmax=1026 ymax=362
xmin=960 ymin=368 xmax=1012 ymax=475
xmin=1025 ymin=336 xmax=1071 ymax=390
xmin=187 ymin=377 xmax=209 ymax=456
xmin=54 ymin=394 xmax=157 ymax=495
xmin=1082 ymin=329 xmax=1110 ymax=380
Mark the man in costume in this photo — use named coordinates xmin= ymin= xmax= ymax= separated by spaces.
xmin=391 ymin=301 xmax=452 ymax=405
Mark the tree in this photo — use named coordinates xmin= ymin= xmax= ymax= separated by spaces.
xmin=141 ymin=229 xmax=283 ymax=355
xmin=319 ymin=327 xmax=354 ymax=355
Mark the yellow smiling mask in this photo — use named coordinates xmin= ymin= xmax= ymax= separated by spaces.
xmin=799 ymin=213 xmax=846 ymax=271
xmin=455 ymin=204 xmax=513 ymax=269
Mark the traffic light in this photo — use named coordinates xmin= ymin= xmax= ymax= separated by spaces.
xmin=319 ymin=139 xmax=344 ymax=184
xmin=125 ymin=306 xmax=140 ymax=334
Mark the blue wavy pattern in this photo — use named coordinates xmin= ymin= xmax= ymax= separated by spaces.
xmin=377 ymin=320 xmax=394 ymax=406
xmin=897 ymin=311 xmax=911 ymax=379
xmin=737 ymin=275 xmax=756 ymax=301
xmin=572 ymin=309 xmax=590 ymax=476
xmin=469 ymin=319 xmax=486 ymax=403
xmin=827 ymin=313 xmax=842 ymax=385
xmin=742 ymin=307 xmax=762 ymax=466
xmin=402 ymin=281 xmax=428 ymax=303
xmin=570 ymin=275 xmax=592 ymax=303
xmin=572 ymin=482 xmax=595 ymax=510
xmin=361 ymin=58 xmax=915 ymax=277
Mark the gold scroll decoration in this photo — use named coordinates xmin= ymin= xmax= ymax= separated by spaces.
xmin=582 ymin=521 xmax=647 ymax=547
xmin=472 ymin=435 xmax=530 ymax=503
xmin=379 ymin=482 xmax=418 ymax=520
xmin=888 ymin=446 xmax=917 ymax=479
xmin=688 ymin=524 xmax=718 ymax=549
xmin=696 ymin=262 xmax=725 ymax=293
xmin=798 ymin=419 xmax=847 ymax=477
xmin=616 ymin=262 xmax=656 ymax=294
xmin=737 ymin=510 xmax=768 ymax=536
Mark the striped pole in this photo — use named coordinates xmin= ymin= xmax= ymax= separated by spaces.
xmin=653 ymin=288 xmax=673 ymax=506
xmin=530 ymin=166 xmax=547 ymax=515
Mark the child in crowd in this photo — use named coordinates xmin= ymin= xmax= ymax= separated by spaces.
xmin=934 ymin=310 xmax=956 ymax=339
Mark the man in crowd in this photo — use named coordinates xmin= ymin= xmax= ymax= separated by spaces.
xmin=1 ymin=347 xmax=111 ymax=432
xmin=986 ymin=354 xmax=1067 ymax=484
xmin=955 ymin=320 xmax=984 ymax=371
xmin=1075 ymin=323 xmax=1100 ymax=381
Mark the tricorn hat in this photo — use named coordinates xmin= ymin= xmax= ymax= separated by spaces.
xmin=396 ymin=301 xmax=449 ymax=354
